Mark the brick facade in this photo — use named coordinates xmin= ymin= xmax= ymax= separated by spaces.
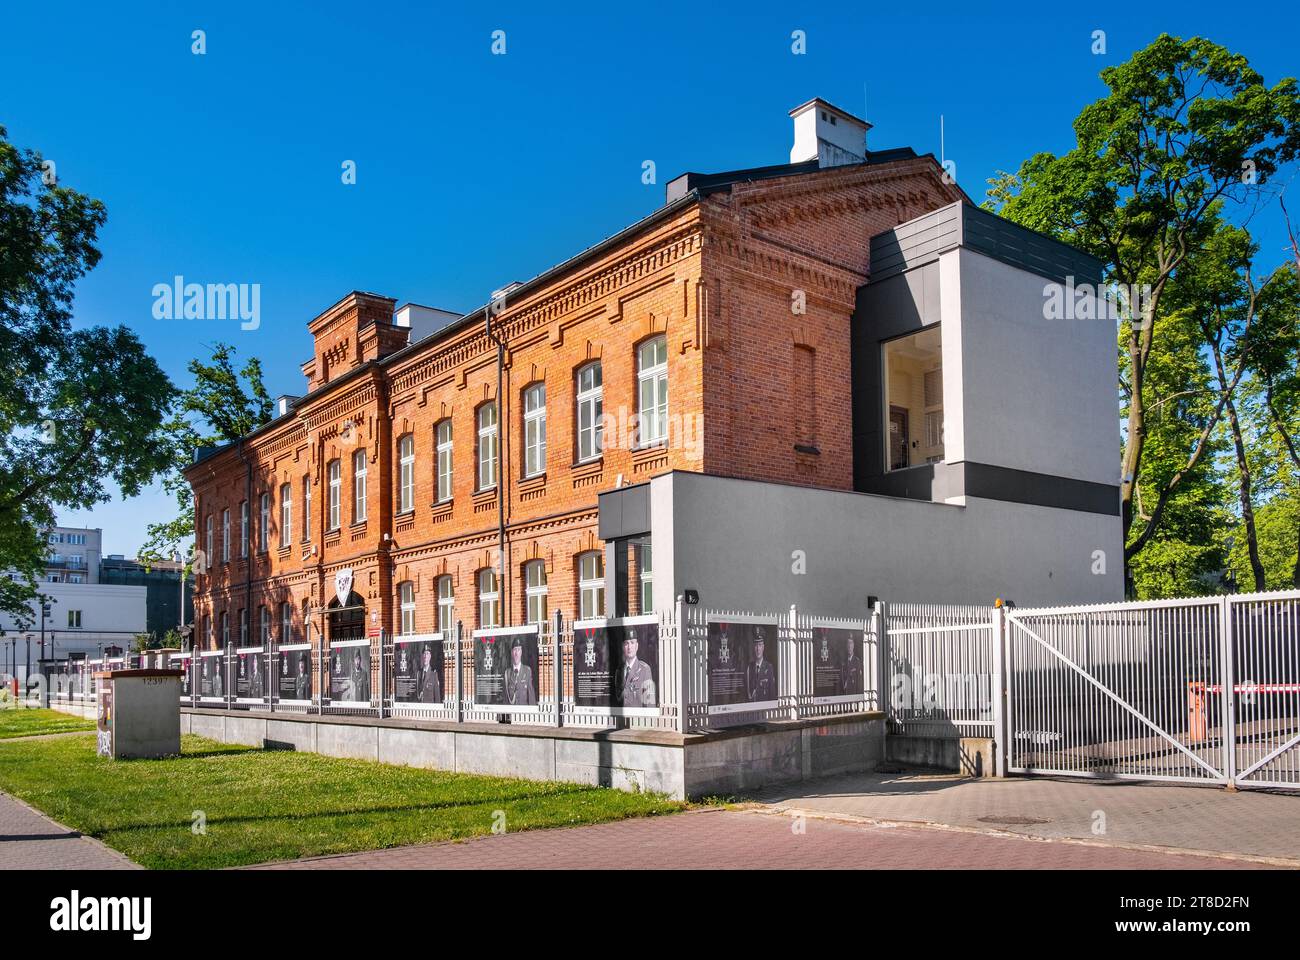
xmin=185 ymin=154 xmax=962 ymax=656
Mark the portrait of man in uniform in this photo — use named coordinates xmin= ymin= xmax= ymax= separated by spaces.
xmin=746 ymin=628 xmax=777 ymax=702
xmin=504 ymin=636 xmax=536 ymax=706
xmin=417 ymin=645 xmax=442 ymax=704
xmin=615 ymin=627 xmax=656 ymax=708
xmin=248 ymin=655 xmax=264 ymax=698
xmin=210 ymin=658 xmax=224 ymax=698
xmin=295 ymin=653 xmax=311 ymax=700
xmin=351 ymin=650 xmax=370 ymax=703
xmin=841 ymin=632 xmax=863 ymax=696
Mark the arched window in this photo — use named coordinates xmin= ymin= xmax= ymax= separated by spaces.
xmin=280 ymin=483 xmax=292 ymax=546
xmin=523 ymin=383 xmax=546 ymax=478
xmin=353 ymin=450 xmax=368 ymax=522
xmin=637 ymin=336 xmax=668 ymax=446
xmin=398 ymin=434 xmax=415 ymax=514
xmin=436 ymin=420 xmax=453 ymax=503
xmin=399 ymin=581 xmax=416 ymax=635
xmin=327 ymin=459 xmax=341 ymax=530
xmin=477 ymin=403 xmax=498 ymax=490
xmin=437 ymin=575 xmax=455 ymax=634
xmin=478 ymin=568 xmax=499 ymax=627
xmin=576 ymin=361 xmax=603 ymax=462
xmin=525 ymin=560 xmax=548 ymax=625
xmin=578 ymin=551 xmax=605 ymax=620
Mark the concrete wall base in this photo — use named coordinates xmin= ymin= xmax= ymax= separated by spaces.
xmin=886 ymin=735 xmax=997 ymax=777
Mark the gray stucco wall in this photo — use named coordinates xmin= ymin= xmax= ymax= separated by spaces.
xmin=654 ymin=471 xmax=1123 ymax=615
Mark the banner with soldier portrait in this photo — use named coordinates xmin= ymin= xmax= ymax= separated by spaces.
xmin=573 ymin=615 xmax=659 ymax=716
xmin=706 ymin=618 xmax=780 ymax=715
xmin=199 ymin=650 xmax=226 ymax=701
xmin=171 ymin=652 xmax=194 ymax=701
xmin=810 ymin=623 xmax=867 ymax=704
xmin=394 ymin=634 xmax=445 ymax=706
xmin=473 ymin=625 xmax=540 ymax=711
xmin=277 ymin=643 xmax=313 ymax=703
xmin=328 ymin=638 xmax=372 ymax=706
xmin=235 ymin=646 xmax=267 ymax=703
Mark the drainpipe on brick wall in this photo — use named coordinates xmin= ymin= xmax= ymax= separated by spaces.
xmin=485 ymin=313 xmax=508 ymax=624
xmin=237 ymin=440 xmax=252 ymax=651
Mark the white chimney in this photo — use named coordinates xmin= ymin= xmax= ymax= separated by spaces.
xmin=789 ymin=98 xmax=871 ymax=168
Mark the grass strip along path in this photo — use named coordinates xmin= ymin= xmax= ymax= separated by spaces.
xmin=0 ymin=707 xmax=95 ymax=739
xmin=0 ymin=733 xmax=682 ymax=868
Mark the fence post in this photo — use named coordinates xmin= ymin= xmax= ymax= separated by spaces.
xmin=788 ymin=603 xmax=799 ymax=720
xmin=454 ymin=620 xmax=464 ymax=724
xmin=553 ymin=608 xmax=563 ymax=729
xmin=991 ymin=603 xmax=1007 ymax=778
xmin=378 ymin=629 xmax=387 ymax=719
xmin=876 ymin=600 xmax=889 ymax=725
xmin=1220 ymin=595 xmax=1237 ymax=790
xmin=675 ymin=596 xmax=688 ymax=734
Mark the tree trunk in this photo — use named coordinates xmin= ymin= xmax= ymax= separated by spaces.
xmin=1224 ymin=397 xmax=1266 ymax=591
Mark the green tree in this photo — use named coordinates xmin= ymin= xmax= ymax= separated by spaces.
xmin=139 ymin=343 xmax=272 ymax=569
xmin=985 ymin=34 xmax=1300 ymax=582
xmin=0 ymin=126 xmax=175 ymax=626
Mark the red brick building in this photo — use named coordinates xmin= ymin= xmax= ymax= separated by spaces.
xmin=185 ymin=99 xmax=964 ymax=653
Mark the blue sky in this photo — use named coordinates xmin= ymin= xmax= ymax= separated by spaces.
xmin=2 ymin=1 xmax=1296 ymax=555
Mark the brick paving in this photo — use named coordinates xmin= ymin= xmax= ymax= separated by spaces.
xmin=0 ymin=790 xmax=137 ymax=870
xmin=751 ymin=772 xmax=1300 ymax=864
xmin=248 ymin=807 xmax=1267 ymax=870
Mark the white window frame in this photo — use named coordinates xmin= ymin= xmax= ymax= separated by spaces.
xmin=436 ymin=420 xmax=453 ymax=503
xmin=240 ymin=608 xmax=248 ymax=646
xmin=67 ymin=610 xmax=82 ymax=629
xmin=259 ymin=494 xmax=270 ymax=552
xmin=353 ymin=450 xmax=367 ymax=522
xmin=280 ymin=484 xmax=292 ymax=547
xmin=576 ymin=361 xmax=603 ymax=462
xmin=303 ymin=476 xmax=312 ymax=542
xmin=399 ymin=581 xmax=416 ymax=635
xmin=205 ymin=514 xmax=213 ymax=563
xmin=478 ymin=568 xmax=499 ymax=628
xmin=281 ymin=602 xmax=293 ymax=643
xmin=259 ymin=605 xmax=271 ymax=644
xmin=222 ymin=509 xmax=230 ymax=563
xmin=437 ymin=575 xmax=455 ymax=634
xmin=639 ymin=542 xmax=653 ymax=614
xmin=578 ymin=551 xmax=605 ymax=620
xmin=398 ymin=434 xmax=415 ymax=514
xmin=637 ymin=336 xmax=668 ymax=447
xmin=220 ymin=611 xmax=229 ymax=647
xmin=328 ymin=459 xmax=341 ymax=531
xmin=477 ymin=403 xmax=498 ymax=490
xmin=525 ymin=560 xmax=548 ymax=625
xmin=523 ymin=383 xmax=546 ymax=478
xmin=240 ymin=500 xmax=249 ymax=558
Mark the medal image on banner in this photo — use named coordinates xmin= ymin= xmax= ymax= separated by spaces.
xmin=277 ymin=643 xmax=313 ymax=703
xmin=199 ymin=650 xmax=226 ymax=701
xmin=393 ymin=634 xmax=445 ymax=706
xmin=706 ymin=618 xmax=780 ymax=715
xmin=810 ymin=623 xmax=867 ymax=704
xmin=473 ymin=625 xmax=540 ymax=711
xmin=329 ymin=638 xmax=372 ymax=706
xmin=573 ymin=615 xmax=660 ymax=716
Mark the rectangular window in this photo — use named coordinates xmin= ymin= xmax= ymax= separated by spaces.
xmin=280 ymin=484 xmax=292 ymax=547
xmin=436 ymin=421 xmax=453 ymax=503
xmin=579 ymin=552 xmax=605 ymax=620
xmin=240 ymin=500 xmax=249 ymax=558
xmin=576 ymin=362 xmax=603 ymax=462
xmin=222 ymin=509 xmax=230 ymax=563
xmin=281 ymin=602 xmax=292 ymax=643
xmin=67 ymin=610 xmax=82 ymax=628
xmin=637 ymin=337 xmax=668 ymax=446
xmin=883 ymin=326 xmax=944 ymax=471
xmin=259 ymin=606 xmax=271 ymax=644
xmin=353 ymin=450 xmax=367 ymax=522
xmin=478 ymin=403 xmax=498 ymax=490
xmin=328 ymin=459 xmax=341 ymax=530
xmin=525 ymin=560 xmax=548 ymax=625
xmin=220 ymin=612 xmax=229 ymax=647
xmin=400 ymin=582 xmax=415 ymax=635
xmin=638 ymin=543 xmax=653 ymax=614
xmin=259 ymin=494 xmax=269 ymax=552
xmin=794 ymin=345 xmax=816 ymax=447
xmin=523 ymin=383 xmax=546 ymax=478
xmin=478 ymin=569 xmax=499 ymax=627
xmin=205 ymin=515 xmax=213 ymax=564
xmin=398 ymin=435 xmax=415 ymax=514
xmin=303 ymin=476 xmax=312 ymax=542
xmin=239 ymin=608 xmax=248 ymax=646
xmin=437 ymin=576 xmax=455 ymax=634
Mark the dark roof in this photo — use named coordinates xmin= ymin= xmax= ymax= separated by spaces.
xmin=664 ymin=148 xmax=921 ymax=204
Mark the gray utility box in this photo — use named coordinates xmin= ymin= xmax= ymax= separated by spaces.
xmin=94 ymin=669 xmax=183 ymax=759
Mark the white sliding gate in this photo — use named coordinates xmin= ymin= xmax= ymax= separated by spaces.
xmin=1003 ymin=591 xmax=1300 ymax=790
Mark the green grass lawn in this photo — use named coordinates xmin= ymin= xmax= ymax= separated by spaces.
xmin=0 ymin=707 xmax=95 ymax=739
xmin=0 ymin=734 xmax=682 ymax=869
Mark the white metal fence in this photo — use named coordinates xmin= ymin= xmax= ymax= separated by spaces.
xmin=883 ymin=602 xmax=995 ymax=737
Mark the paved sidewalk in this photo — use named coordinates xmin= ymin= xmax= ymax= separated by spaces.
xmin=249 ymin=807 xmax=1264 ymax=870
xmin=0 ymin=791 xmax=137 ymax=870
xmin=751 ymin=772 xmax=1300 ymax=864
